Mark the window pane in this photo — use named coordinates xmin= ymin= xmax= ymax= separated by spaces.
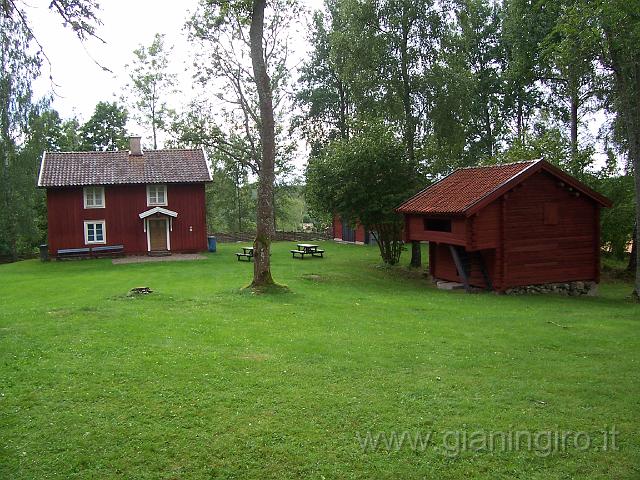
xmin=85 ymin=187 xmax=104 ymax=207
xmin=87 ymin=224 xmax=95 ymax=242
xmin=95 ymin=224 xmax=104 ymax=241
xmin=148 ymin=185 xmax=165 ymax=205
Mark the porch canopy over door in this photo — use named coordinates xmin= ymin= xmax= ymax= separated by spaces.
xmin=139 ymin=207 xmax=178 ymax=252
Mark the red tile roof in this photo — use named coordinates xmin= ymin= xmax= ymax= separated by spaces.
xmin=38 ymin=148 xmax=211 ymax=187
xmin=397 ymin=159 xmax=612 ymax=215
xmin=397 ymin=161 xmax=539 ymax=215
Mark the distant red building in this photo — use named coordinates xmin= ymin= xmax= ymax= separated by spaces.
xmin=396 ymin=160 xmax=611 ymax=292
xmin=332 ymin=216 xmax=375 ymax=245
xmin=38 ymin=137 xmax=212 ymax=257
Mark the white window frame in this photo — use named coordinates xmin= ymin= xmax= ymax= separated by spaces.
xmin=83 ymin=186 xmax=105 ymax=209
xmin=147 ymin=184 xmax=168 ymax=207
xmin=84 ymin=220 xmax=107 ymax=245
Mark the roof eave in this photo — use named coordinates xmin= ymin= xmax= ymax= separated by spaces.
xmin=201 ymin=146 xmax=213 ymax=182
xmin=396 ymin=209 xmax=466 ymax=217
xmin=36 ymin=152 xmax=46 ymax=188
xmin=539 ymin=161 xmax=613 ymax=208
xmin=463 ymin=159 xmax=612 ymax=215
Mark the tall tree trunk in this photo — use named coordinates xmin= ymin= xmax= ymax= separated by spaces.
xmin=151 ymin=83 xmax=158 ymax=150
xmin=272 ymin=188 xmax=277 ymax=232
xmin=249 ymin=0 xmax=276 ymax=287
xmin=628 ymin=223 xmax=637 ymax=273
xmin=410 ymin=241 xmax=421 ymax=268
xmin=570 ymin=91 xmax=578 ymax=166
xmin=337 ymin=79 xmax=348 ymax=140
xmin=517 ymin=94 xmax=523 ymax=143
xmin=235 ymin=170 xmax=242 ymax=232
xmin=399 ymin=10 xmax=421 ymax=268
xmin=633 ymin=149 xmax=640 ymax=299
xmin=485 ymin=104 xmax=493 ymax=158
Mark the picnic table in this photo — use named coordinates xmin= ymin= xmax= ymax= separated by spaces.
xmin=290 ymin=243 xmax=325 ymax=259
xmin=235 ymin=246 xmax=254 ymax=261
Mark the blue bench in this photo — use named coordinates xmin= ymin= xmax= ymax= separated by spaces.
xmin=91 ymin=245 xmax=124 ymax=257
xmin=57 ymin=245 xmax=124 ymax=260
xmin=57 ymin=247 xmax=91 ymax=260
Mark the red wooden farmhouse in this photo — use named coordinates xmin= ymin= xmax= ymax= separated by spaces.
xmin=38 ymin=137 xmax=211 ymax=258
xmin=397 ymin=160 xmax=611 ymax=292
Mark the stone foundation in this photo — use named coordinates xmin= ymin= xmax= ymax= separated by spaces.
xmin=505 ymin=281 xmax=598 ymax=296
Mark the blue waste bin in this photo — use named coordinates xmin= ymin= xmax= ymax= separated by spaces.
xmin=207 ymin=236 xmax=217 ymax=252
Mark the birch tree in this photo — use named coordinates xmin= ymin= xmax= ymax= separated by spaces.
xmin=126 ymin=34 xmax=176 ymax=149
xmin=188 ymin=0 xmax=300 ymax=288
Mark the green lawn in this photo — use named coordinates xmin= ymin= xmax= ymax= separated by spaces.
xmin=1 ymin=242 xmax=638 ymax=479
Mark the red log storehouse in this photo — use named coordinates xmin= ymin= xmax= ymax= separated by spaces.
xmin=38 ymin=137 xmax=212 ymax=257
xmin=397 ymin=160 xmax=612 ymax=292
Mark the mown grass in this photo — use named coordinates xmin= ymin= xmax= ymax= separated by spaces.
xmin=0 ymin=242 xmax=638 ymax=479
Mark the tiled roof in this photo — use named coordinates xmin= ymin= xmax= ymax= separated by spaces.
xmin=397 ymin=161 xmax=538 ymax=215
xmin=38 ymin=148 xmax=211 ymax=187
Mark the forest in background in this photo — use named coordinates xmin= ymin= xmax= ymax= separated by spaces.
xmin=0 ymin=0 xmax=637 ymax=273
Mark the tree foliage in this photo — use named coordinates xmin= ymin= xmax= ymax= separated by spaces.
xmin=306 ymin=125 xmax=417 ymax=264
xmin=296 ymin=0 xmax=637 ymax=287
xmin=593 ymin=0 xmax=640 ymax=297
xmin=125 ymin=33 xmax=176 ymax=149
xmin=0 ymin=0 xmax=104 ymax=258
xmin=294 ymin=7 xmax=352 ymax=151
xmin=79 ymin=101 xmax=129 ymax=151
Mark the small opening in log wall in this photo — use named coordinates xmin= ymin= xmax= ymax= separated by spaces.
xmin=424 ymin=218 xmax=452 ymax=232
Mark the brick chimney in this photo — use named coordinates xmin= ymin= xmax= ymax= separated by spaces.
xmin=129 ymin=136 xmax=143 ymax=156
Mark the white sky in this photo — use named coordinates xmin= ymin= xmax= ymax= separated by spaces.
xmin=29 ymin=0 xmax=324 ymax=125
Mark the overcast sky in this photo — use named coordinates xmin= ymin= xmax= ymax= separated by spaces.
xmin=29 ymin=0 xmax=324 ymax=124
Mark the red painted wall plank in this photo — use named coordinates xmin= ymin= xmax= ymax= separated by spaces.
xmin=502 ymin=171 xmax=600 ymax=288
xmin=332 ymin=215 xmax=367 ymax=243
xmin=333 ymin=216 xmax=342 ymax=239
xmin=47 ymin=183 xmax=207 ymax=255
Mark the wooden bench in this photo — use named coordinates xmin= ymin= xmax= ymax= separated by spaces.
xmin=57 ymin=247 xmax=91 ymax=260
xmin=311 ymin=249 xmax=325 ymax=258
xmin=91 ymin=245 xmax=124 ymax=258
xmin=235 ymin=252 xmax=253 ymax=261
